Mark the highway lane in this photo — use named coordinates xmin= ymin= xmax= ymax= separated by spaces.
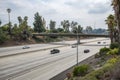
xmin=0 ymin=44 xmax=51 ymax=52
xmin=50 ymin=38 xmax=108 ymax=45
xmin=0 ymin=47 xmax=76 ymax=79
xmin=0 ymin=44 xmax=63 ymax=58
xmin=12 ymin=39 xmax=110 ymax=80
xmin=0 ymin=38 xmax=108 ymax=57
xmin=0 ymin=38 xmax=107 ymax=52
xmin=0 ymin=38 xmax=110 ymax=80
xmin=0 ymin=38 xmax=109 ymax=69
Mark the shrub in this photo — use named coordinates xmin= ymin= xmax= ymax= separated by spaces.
xmin=80 ymin=57 xmax=120 ymax=80
xmin=95 ymin=53 xmax=100 ymax=58
xmin=99 ymin=47 xmax=110 ymax=56
xmin=80 ymin=68 xmax=104 ymax=80
xmin=0 ymin=29 xmax=8 ymax=44
xmin=107 ymin=48 xmax=119 ymax=55
xmin=81 ymin=62 xmax=114 ymax=80
xmin=107 ymin=58 xmax=118 ymax=64
xmin=32 ymin=36 xmax=44 ymax=42
xmin=118 ymin=48 xmax=120 ymax=55
xmin=45 ymin=37 xmax=55 ymax=42
xmin=111 ymin=60 xmax=120 ymax=79
xmin=110 ymin=42 xmax=120 ymax=49
xmin=73 ymin=64 xmax=90 ymax=77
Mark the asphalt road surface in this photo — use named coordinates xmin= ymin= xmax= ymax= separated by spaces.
xmin=0 ymin=38 xmax=110 ymax=80
xmin=0 ymin=38 xmax=108 ymax=57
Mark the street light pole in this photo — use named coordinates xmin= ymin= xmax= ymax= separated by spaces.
xmin=76 ymin=27 xmax=79 ymax=66
xmin=7 ymin=8 xmax=11 ymax=35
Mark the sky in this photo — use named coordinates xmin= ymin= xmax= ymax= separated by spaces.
xmin=0 ymin=0 xmax=113 ymax=29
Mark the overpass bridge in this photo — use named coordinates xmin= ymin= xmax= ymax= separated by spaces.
xmin=33 ymin=33 xmax=109 ymax=37
xmin=33 ymin=33 xmax=109 ymax=44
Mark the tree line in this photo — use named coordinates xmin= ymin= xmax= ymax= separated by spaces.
xmin=105 ymin=0 xmax=120 ymax=44
xmin=0 ymin=11 xmax=106 ymax=44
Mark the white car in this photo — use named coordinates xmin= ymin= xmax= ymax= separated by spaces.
xmin=71 ymin=45 xmax=76 ymax=48
xmin=22 ymin=46 xmax=30 ymax=49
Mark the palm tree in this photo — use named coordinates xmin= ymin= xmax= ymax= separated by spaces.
xmin=18 ymin=16 xmax=22 ymax=25
xmin=61 ymin=20 xmax=70 ymax=32
xmin=86 ymin=26 xmax=93 ymax=33
xmin=7 ymin=8 xmax=11 ymax=35
xmin=78 ymin=25 xmax=83 ymax=33
xmin=0 ymin=20 xmax=1 ymax=26
xmin=24 ymin=16 xmax=28 ymax=29
xmin=105 ymin=14 xmax=116 ymax=43
xmin=24 ymin=16 xmax=28 ymax=22
xmin=112 ymin=0 xmax=120 ymax=43
xmin=71 ymin=21 xmax=78 ymax=33
xmin=49 ymin=20 xmax=56 ymax=31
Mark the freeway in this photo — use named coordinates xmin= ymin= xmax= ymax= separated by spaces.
xmin=0 ymin=38 xmax=108 ymax=57
xmin=0 ymin=38 xmax=110 ymax=80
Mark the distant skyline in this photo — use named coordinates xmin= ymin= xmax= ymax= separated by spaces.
xmin=0 ymin=0 xmax=113 ymax=29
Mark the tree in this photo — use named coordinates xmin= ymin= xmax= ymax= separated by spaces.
xmin=24 ymin=16 xmax=28 ymax=21
xmin=49 ymin=20 xmax=56 ymax=31
xmin=33 ymin=12 xmax=46 ymax=33
xmin=23 ymin=16 xmax=28 ymax=30
xmin=42 ymin=18 xmax=46 ymax=30
xmin=78 ymin=25 xmax=83 ymax=33
xmin=61 ymin=20 xmax=70 ymax=32
xmin=12 ymin=24 xmax=20 ymax=40
xmin=18 ymin=16 xmax=22 ymax=25
xmin=7 ymin=8 xmax=11 ymax=35
xmin=0 ymin=29 xmax=8 ymax=44
xmin=57 ymin=28 xmax=64 ymax=33
xmin=112 ymin=0 xmax=120 ymax=43
xmin=0 ymin=24 xmax=9 ymax=32
xmin=105 ymin=14 xmax=116 ymax=43
xmin=71 ymin=21 xmax=78 ymax=33
xmin=86 ymin=26 xmax=93 ymax=33
xmin=72 ymin=27 xmax=77 ymax=33
xmin=0 ymin=20 xmax=1 ymax=26
xmin=15 ymin=16 xmax=31 ymax=41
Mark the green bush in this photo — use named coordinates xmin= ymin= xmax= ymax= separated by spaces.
xmin=94 ymin=53 xmax=100 ymax=58
xmin=80 ymin=57 xmax=119 ymax=80
xmin=118 ymin=48 xmax=120 ymax=55
xmin=32 ymin=36 xmax=44 ymax=43
xmin=0 ymin=29 xmax=8 ymax=44
xmin=81 ymin=62 xmax=114 ymax=80
xmin=99 ymin=47 xmax=110 ymax=56
xmin=107 ymin=48 xmax=119 ymax=55
xmin=107 ymin=58 xmax=117 ymax=64
xmin=80 ymin=68 xmax=104 ymax=80
xmin=73 ymin=64 xmax=90 ymax=77
xmin=45 ymin=37 xmax=55 ymax=42
xmin=110 ymin=42 xmax=120 ymax=49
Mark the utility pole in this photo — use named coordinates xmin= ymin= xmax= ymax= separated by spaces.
xmin=76 ymin=26 xmax=79 ymax=66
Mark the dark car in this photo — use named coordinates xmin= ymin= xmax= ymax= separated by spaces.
xmin=97 ymin=42 xmax=101 ymax=44
xmin=22 ymin=46 xmax=30 ymax=49
xmin=51 ymin=49 xmax=60 ymax=54
xmin=84 ymin=49 xmax=90 ymax=53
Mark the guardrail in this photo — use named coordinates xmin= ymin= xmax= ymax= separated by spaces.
xmin=33 ymin=33 xmax=109 ymax=37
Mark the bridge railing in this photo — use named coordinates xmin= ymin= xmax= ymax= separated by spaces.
xmin=32 ymin=33 xmax=109 ymax=37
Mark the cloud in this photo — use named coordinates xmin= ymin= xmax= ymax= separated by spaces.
xmin=0 ymin=0 xmax=113 ymax=29
xmin=88 ymin=2 xmax=111 ymax=14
